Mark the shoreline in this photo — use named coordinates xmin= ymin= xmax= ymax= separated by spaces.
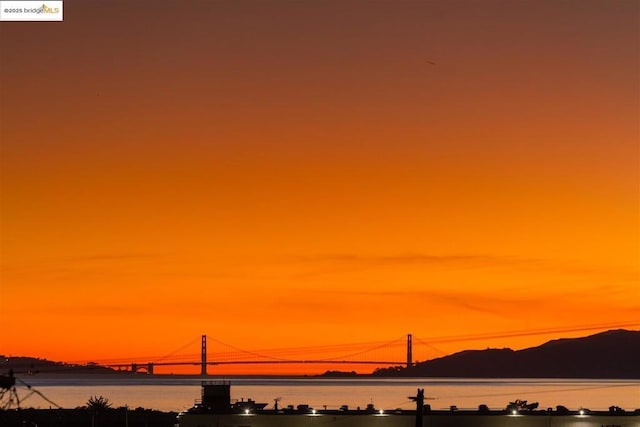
xmin=17 ymin=372 xmax=640 ymax=380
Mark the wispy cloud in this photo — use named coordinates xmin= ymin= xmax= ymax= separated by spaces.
xmin=297 ymin=253 xmax=515 ymax=266
xmin=0 ymin=252 xmax=165 ymax=272
xmin=275 ymin=284 xmax=640 ymax=322
xmin=288 ymin=252 xmax=639 ymax=280
xmin=58 ymin=253 xmax=163 ymax=263
xmin=287 ymin=253 xmax=509 ymax=279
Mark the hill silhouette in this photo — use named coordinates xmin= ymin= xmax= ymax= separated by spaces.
xmin=1 ymin=356 xmax=121 ymax=375
xmin=373 ymin=329 xmax=640 ymax=378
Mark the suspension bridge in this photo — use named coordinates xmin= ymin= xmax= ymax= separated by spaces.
xmin=98 ymin=334 xmax=419 ymax=375
xmin=84 ymin=322 xmax=638 ymax=375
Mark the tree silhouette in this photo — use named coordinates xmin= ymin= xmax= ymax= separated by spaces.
xmin=87 ymin=395 xmax=112 ymax=411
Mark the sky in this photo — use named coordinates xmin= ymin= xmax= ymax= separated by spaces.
xmin=0 ymin=0 xmax=638 ymax=375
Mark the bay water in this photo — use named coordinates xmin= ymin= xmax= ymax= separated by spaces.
xmin=14 ymin=377 xmax=640 ymax=413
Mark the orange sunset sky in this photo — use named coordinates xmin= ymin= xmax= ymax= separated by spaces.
xmin=0 ymin=0 xmax=638 ymax=375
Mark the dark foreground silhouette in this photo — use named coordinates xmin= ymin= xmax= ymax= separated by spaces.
xmin=0 ymin=408 xmax=178 ymax=427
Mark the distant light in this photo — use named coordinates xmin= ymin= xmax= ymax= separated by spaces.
xmin=244 ymin=409 xmax=249 ymax=415
xmin=512 ymin=410 xmax=517 ymax=415
xmin=579 ymin=409 xmax=585 ymax=416
xmin=312 ymin=409 xmax=316 ymax=415
xmin=379 ymin=409 xmax=384 ymax=415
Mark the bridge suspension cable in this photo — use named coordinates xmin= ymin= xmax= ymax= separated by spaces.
xmin=319 ymin=335 xmax=406 ymax=361
xmin=154 ymin=336 xmax=202 ymax=363
xmin=204 ymin=335 xmax=407 ymax=363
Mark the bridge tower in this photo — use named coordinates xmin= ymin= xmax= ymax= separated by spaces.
xmin=201 ymin=335 xmax=207 ymax=376
xmin=407 ymin=334 xmax=413 ymax=368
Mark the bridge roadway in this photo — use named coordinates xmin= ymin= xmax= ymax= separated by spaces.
xmin=105 ymin=360 xmax=404 ymax=368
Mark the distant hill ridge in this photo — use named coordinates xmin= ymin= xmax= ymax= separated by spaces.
xmin=373 ymin=329 xmax=640 ymax=378
xmin=0 ymin=356 xmax=119 ymax=375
